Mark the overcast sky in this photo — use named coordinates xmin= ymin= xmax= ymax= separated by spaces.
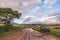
xmin=0 ymin=0 xmax=60 ymax=24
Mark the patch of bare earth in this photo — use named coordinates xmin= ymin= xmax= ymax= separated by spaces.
xmin=0 ymin=28 xmax=60 ymax=40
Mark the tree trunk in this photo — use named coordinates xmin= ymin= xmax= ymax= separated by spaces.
xmin=4 ymin=19 xmax=9 ymax=31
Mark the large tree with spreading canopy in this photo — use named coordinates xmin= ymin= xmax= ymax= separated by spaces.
xmin=0 ymin=8 xmax=21 ymax=31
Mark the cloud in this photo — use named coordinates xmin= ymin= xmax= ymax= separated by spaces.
xmin=22 ymin=0 xmax=41 ymax=7
xmin=40 ymin=0 xmax=58 ymax=12
xmin=0 ymin=0 xmax=19 ymax=11
xmin=0 ymin=0 xmax=41 ymax=13
xmin=40 ymin=16 xmax=56 ymax=24
xmin=13 ymin=11 xmax=60 ymax=24
xmin=32 ymin=7 xmax=40 ymax=13
xmin=20 ymin=15 xmax=41 ymax=24
xmin=0 ymin=0 xmax=59 ymax=24
xmin=0 ymin=0 xmax=57 ymax=13
xmin=22 ymin=11 xmax=60 ymax=24
xmin=20 ymin=0 xmax=41 ymax=12
xmin=40 ymin=11 xmax=60 ymax=24
xmin=44 ymin=0 xmax=57 ymax=5
xmin=49 ymin=11 xmax=60 ymax=21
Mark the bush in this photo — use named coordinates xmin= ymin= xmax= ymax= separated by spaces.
xmin=40 ymin=28 xmax=50 ymax=32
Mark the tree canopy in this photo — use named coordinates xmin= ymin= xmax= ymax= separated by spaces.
xmin=0 ymin=8 xmax=21 ymax=20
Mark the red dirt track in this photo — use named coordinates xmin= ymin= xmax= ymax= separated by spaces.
xmin=0 ymin=28 xmax=60 ymax=40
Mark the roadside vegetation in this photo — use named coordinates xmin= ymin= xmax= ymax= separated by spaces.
xmin=32 ymin=25 xmax=60 ymax=36
xmin=0 ymin=24 xmax=25 ymax=36
xmin=32 ymin=25 xmax=40 ymax=31
xmin=47 ymin=26 xmax=60 ymax=36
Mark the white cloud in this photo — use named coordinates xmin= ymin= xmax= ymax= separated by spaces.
xmin=22 ymin=0 xmax=41 ymax=7
xmin=20 ymin=0 xmax=41 ymax=12
xmin=43 ymin=0 xmax=58 ymax=9
xmin=0 ymin=0 xmax=41 ymax=13
xmin=32 ymin=7 xmax=40 ymax=13
xmin=14 ymin=11 xmax=60 ymax=24
xmin=40 ymin=16 xmax=57 ymax=24
xmin=39 ymin=11 xmax=60 ymax=24
xmin=39 ymin=0 xmax=58 ymax=12
xmin=44 ymin=0 xmax=57 ymax=5
xmin=0 ymin=0 xmax=57 ymax=13
xmin=19 ymin=15 xmax=41 ymax=24
xmin=0 ymin=0 xmax=19 ymax=11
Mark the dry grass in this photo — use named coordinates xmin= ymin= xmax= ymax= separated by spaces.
xmin=46 ymin=26 xmax=60 ymax=36
xmin=48 ymin=26 xmax=60 ymax=32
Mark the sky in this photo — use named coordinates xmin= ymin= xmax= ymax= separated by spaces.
xmin=0 ymin=0 xmax=60 ymax=24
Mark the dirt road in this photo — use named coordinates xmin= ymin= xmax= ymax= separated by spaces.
xmin=0 ymin=28 xmax=60 ymax=40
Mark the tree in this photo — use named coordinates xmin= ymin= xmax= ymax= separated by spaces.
xmin=0 ymin=8 xmax=21 ymax=31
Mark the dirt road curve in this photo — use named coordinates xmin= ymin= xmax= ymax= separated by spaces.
xmin=0 ymin=28 xmax=60 ymax=40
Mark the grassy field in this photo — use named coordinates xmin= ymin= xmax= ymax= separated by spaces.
xmin=47 ymin=26 xmax=60 ymax=36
